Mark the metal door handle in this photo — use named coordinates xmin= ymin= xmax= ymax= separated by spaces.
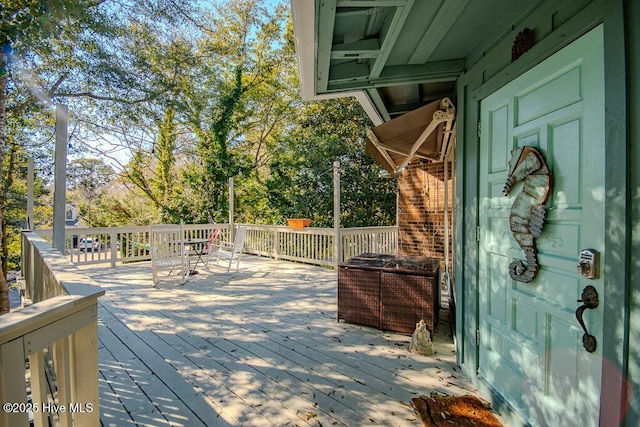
xmin=575 ymin=285 xmax=599 ymax=353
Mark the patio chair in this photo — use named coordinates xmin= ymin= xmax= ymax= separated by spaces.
xmin=150 ymin=222 xmax=189 ymax=286
xmin=206 ymin=225 xmax=247 ymax=273
xmin=204 ymin=227 xmax=223 ymax=255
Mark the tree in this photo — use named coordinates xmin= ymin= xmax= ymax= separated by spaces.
xmin=253 ymin=97 xmax=397 ymax=228
xmin=2 ymin=1 xmax=100 ymax=313
xmin=175 ymin=1 xmax=290 ymax=222
xmin=0 ymin=0 xmax=192 ymax=313
xmin=118 ymin=107 xmax=199 ymax=224
xmin=67 ymin=158 xmax=115 ymax=201
xmin=0 ymin=0 xmax=397 ymax=316
xmin=104 ymin=1 xmax=296 ymax=224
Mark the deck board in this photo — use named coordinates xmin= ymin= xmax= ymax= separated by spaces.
xmin=98 ymin=317 xmax=205 ymax=427
xmin=98 ymin=296 xmax=237 ymax=426
xmin=79 ymin=256 xmax=488 ymax=426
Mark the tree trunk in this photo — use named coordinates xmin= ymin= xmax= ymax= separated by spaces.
xmin=0 ymin=50 xmax=9 ymax=314
xmin=2 ymin=143 xmax=17 ymax=292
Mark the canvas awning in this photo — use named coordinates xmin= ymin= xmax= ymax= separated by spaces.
xmin=366 ymin=98 xmax=456 ymax=177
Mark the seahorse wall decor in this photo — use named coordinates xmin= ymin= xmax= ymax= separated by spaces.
xmin=502 ymin=146 xmax=552 ymax=283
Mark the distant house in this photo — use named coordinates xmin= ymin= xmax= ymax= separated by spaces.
xmin=65 ymin=204 xmax=80 ymax=227
xmin=65 ymin=204 xmax=86 ymax=249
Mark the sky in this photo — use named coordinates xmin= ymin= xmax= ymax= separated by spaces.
xmin=73 ymin=0 xmax=294 ymax=172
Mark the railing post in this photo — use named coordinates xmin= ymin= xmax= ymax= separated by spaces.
xmin=110 ymin=229 xmax=118 ymax=267
xmin=54 ymin=336 xmax=73 ymax=427
xmin=274 ymin=227 xmax=280 ymax=261
xmin=72 ymin=320 xmax=100 ymax=426
xmin=53 ymin=104 xmax=68 ymax=254
xmin=0 ymin=338 xmax=29 ymax=427
xmin=29 ymin=350 xmax=49 ymax=427
xmin=333 ymin=161 xmax=342 ymax=268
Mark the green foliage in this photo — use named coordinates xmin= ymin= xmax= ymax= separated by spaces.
xmin=1 ymin=1 xmax=102 ymax=49
xmin=0 ymin=0 xmax=397 ymax=289
xmin=67 ymin=158 xmax=114 ymax=200
xmin=65 ymin=0 xmax=395 ymax=230
xmin=245 ymin=97 xmax=397 ymax=228
xmin=151 ymin=108 xmax=179 ymax=222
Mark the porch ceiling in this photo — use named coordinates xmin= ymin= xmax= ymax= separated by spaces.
xmin=291 ymin=0 xmax=535 ymax=122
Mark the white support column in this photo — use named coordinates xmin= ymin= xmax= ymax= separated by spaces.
xmin=53 ymin=104 xmax=68 ymax=253
xmin=228 ymin=177 xmax=235 ymax=241
xmin=27 ymin=157 xmax=34 ymax=230
xmin=333 ymin=161 xmax=341 ymax=267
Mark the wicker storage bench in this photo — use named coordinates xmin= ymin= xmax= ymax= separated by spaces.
xmin=337 ymin=254 xmax=440 ymax=334
xmin=337 ymin=266 xmax=381 ymax=328
xmin=337 ymin=254 xmax=392 ymax=328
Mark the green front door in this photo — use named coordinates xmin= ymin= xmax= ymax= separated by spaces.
xmin=478 ymin=26 xmax=605 ymax=426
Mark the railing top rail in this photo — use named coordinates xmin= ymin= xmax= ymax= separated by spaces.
xmin=238 ymin=224 xmax=338 ymax=235
xmin=0 ymin=293 xmax=98 ymax=346
xmin=35 ymin=223 xmax=395 ymax=235
xmin=3 ymin=232 xmax=105 ymax=345
xmin=35 ymin=223 xmax=232 ymax=236
xmin=340 ymin=226 xmax=398 ymax=234
xmin=239 ymin=224 xmax=398 ymax=235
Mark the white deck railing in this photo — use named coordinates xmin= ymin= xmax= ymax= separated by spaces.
xmin=340 ymin=226 xmax=398 ymax=261
xmin=0 ymin=232 xmax=104 ymax=427
xmin=242 ymin=224 xmax=398 ymax=266
xmin=35 ymin=224 xmax=230 ymax=266
xmin=35 ymin=223 xmax=397 ymax=268
xmin=242 ymin=225 xmax=336 ymax=266
xmin=5 ymin=224 xmax=395 ymax=425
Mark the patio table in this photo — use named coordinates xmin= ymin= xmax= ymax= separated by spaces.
xmin=181 ymin=238 xmax=208 ymax=274
xmin=338 ymin=253 xmax=441 ymax=334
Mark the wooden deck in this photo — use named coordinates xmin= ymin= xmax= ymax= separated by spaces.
xmin=79 ymin=255 xmax=487 ymax=426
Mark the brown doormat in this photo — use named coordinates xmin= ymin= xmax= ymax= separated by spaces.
xmin=411 ymin=394 xmax=503 ymax=427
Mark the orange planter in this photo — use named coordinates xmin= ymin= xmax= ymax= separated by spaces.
xmin=287 ymin=218 xmax=311 ymax=229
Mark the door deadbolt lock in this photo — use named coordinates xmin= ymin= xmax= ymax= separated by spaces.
xmin=577 ymin=249 xmax=599 ymax=279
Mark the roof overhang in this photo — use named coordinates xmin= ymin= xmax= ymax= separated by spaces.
xmin=291 ymin=0 xmax=534 ymax=124
xmin=291 ymin=0 xmax=384 ymax=125
xmin=365 ymin=97 xmax=455 ymax=177
xmin=290 ymin=0 xmax=466 ymax=125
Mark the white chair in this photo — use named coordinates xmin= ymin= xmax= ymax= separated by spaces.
xmin=207 ymin=225 xmax=247 ymax=273
xmin=203 ymin=227 xmax=223 ymax=257
xmin=150 ymin=222 xmax=188 ymax=286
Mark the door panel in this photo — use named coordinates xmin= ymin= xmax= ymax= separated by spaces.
xmin=478 ymin=25 xmax=604 ymax=426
